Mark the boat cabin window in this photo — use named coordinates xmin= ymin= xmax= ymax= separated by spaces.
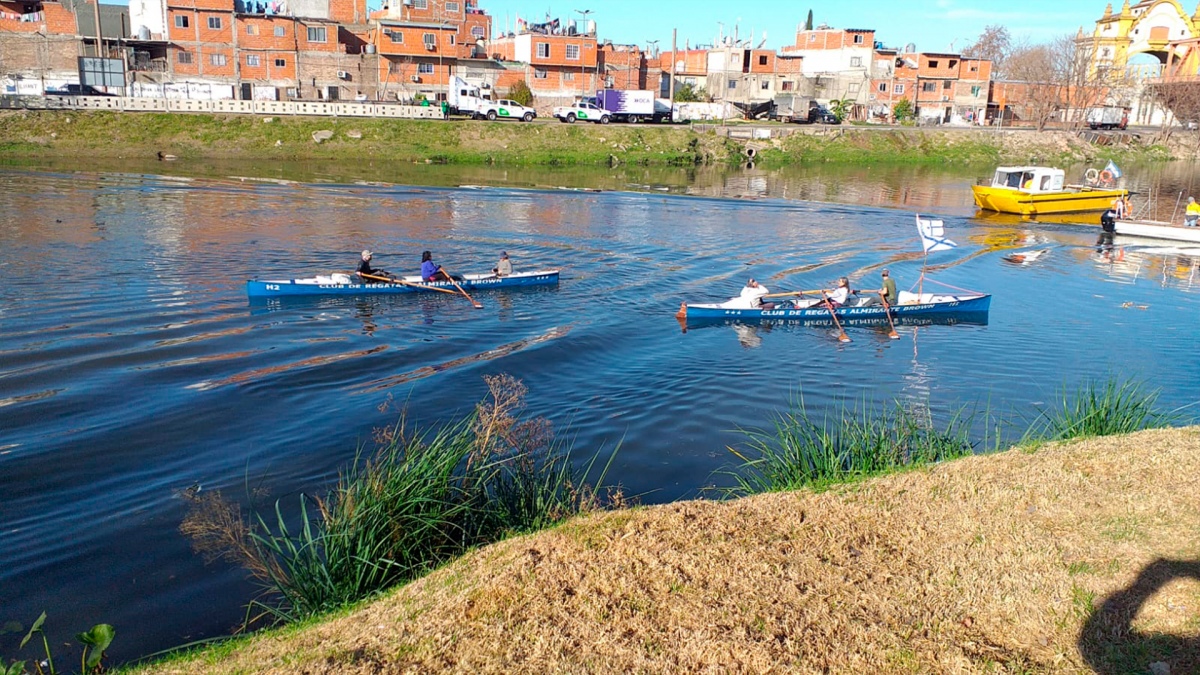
xmin=1040 ymin=175 xmax=1051 ymax=190
xmin=1003 ymin=172 xmax=1021 ymax=188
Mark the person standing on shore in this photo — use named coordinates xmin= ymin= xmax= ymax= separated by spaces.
xmin=1186 ymin=197 xmax=1200 ymax=227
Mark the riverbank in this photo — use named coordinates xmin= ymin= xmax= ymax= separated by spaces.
xmin=0 ymin=110 xmax=1180 ymax=166
xmin=130 ymin=427 xmax=1200 ymax=674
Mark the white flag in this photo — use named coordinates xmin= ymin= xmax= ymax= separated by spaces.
xmin=916 ymin=214 xmax=957 ymax=253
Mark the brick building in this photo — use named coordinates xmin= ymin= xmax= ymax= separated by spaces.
xmin=782 ymin=25 xmax=875 ymax=106
xmin=488 ymin=18 xmax=598 ymax=102
xmin=597 ymin=42 xmax=644 ymax=90
xmin=0 ymin=0 xmax=125 ymax=93
xmin=368 ymin=0 xmax=490 ymax=102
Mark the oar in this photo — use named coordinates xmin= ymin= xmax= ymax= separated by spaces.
xmin=763 ymin=289 xmax=825 ymax=298
xmin=438 ymin=266 xmax=483 ymax=309
xmin=360 ymin=272 xmax=460 ymax=295
xmin=821 ymin=290 xmax=851 ymax=343
xmin=880 ymin=293 xmax=900 ymax=340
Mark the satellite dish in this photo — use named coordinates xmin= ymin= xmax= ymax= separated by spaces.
xmin=904 ymin=42 xmax=916 ymax=53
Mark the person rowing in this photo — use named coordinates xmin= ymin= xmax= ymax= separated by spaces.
xmin=826 ymin=277 xmax=852 ymax=307
xmin=719 ymin=278 xmax=775 ymax=310
xmin=420 ymin=250 xmax=459 ymax=282
xmin=355 ymin=249 xmax=394 ymax=283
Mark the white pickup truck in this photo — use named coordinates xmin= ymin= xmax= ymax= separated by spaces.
xmin=552 ymin=100 xmax=611 ymax=124
xmin=476 ymin=99 xmax=537 ymax=122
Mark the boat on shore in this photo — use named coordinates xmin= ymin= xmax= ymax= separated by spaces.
xmin=247 ymin=269 xmax=560 ymax=298
xmin=971 ymin=166 xmax=1126 ymax=216
xmin=676 ymin=291 xmax=991 ymax=324
xmin=1114 ymin=219 xmax=1200 ymax=244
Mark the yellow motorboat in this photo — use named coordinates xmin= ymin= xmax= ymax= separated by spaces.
xmin=971 ymin=166 xmax=1126 ymax=216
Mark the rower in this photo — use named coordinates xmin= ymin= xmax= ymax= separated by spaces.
xmin=420 ymin=250 xmax=453 ymax=282
xmin=356 ymin=250 xmax=393 ymax=283
xmin=826 ymin=277 xmax=852 ymax=307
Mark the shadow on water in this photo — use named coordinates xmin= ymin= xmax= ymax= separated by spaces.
xmin=1079 ymin=558 xmax=1200 ymax=674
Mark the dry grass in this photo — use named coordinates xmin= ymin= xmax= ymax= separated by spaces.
xmin=138 ymin=428 xmax=1200 ymax=674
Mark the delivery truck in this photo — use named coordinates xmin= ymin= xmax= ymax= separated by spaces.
xmin=595 ymin=89 xmax=673 ymax=123
xmin=1086 ymin=106 xmax=1129 ymax=130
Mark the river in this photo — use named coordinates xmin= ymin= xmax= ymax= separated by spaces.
xmin=1 ymin=158 xmax=1198 ymax=662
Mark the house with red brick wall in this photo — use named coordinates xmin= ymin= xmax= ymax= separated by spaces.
xmin=488 ymin=20 xmax=598 ymax=103
xmin=782 ymin=25 xmax=875 ymax=107
xmin=597 ymin=42 xmax=645 ymax=90
xmin=655 ymin=48 xmax=708 ymax=98
xmin=368 ymin=0 xmax=490 ymax=101
xmin=0 ymin=0 xmax=124 ymax=92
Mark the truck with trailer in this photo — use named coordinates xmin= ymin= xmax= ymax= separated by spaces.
xmin=1085 ymin=106 xmax=1129 ymax=130
xmin=445 ymin=77 xmax=536 ymax=121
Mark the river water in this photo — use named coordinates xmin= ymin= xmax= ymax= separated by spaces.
xmin=2 ymin=158 xmax=1199 ymax=662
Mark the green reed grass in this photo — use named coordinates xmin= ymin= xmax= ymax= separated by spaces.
xmin=726 ymin=398 xmax=978 ymax=495
xmin=1026 ymin=378 xmax=1174 ymax=442
xmin=182 ymin=375 xmax=617 ymax=622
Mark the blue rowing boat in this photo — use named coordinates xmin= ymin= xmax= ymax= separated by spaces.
xmin=247 ymin=269 xmax=560 ymax=298
xmin=677 ymin=291 xmax=991 ymax=323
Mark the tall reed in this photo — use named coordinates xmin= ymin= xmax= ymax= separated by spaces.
xmin=727 ymin=398 xmax=977 ymax=495
xmin=1026 ymin=377 xmax=1173 ymax=441
xmin=182 ymin=375 xmax=618 ymax=621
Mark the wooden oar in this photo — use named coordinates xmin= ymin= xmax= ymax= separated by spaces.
xmin=821 ymin=290 xmax=851 ymax=343
xmin=880 ymin=293 xmax=900 ymax=340
xmin=763 ymin=289 xmax=825 ymax=298
xmin=438 ymin=266 xmax=483 ymax=309
xmin=360 ymin=272 xmax=460 ymax=295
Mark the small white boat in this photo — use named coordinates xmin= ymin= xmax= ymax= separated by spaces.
xmin=1114 ymin=219 xmax=1200 ymax=244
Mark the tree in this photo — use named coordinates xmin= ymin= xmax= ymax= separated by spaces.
xmin=805 ymin=9 xmax=813 ymax=31
xmin=962 ymin=24 xmax=1011 ymax=78
xmin=507 ymin=80 xmax=533 ymax=107
xmin=1003 ymin=34 xmax=1105 ymax=132
xmin=674 ymin=82 xmax=702 ymax=102
xmin=829 ymin=98 xmax=853 ymax=122
xmin=892 ymin=98 xmax=914 ymax=122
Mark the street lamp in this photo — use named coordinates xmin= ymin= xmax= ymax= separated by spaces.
xmin=646 ymin=39 xmax=659 ymax=91
xmin=575 ymin=8 xmax=592 ymax=95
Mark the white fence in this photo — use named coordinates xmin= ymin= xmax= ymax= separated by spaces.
xmin=0 ymin=95 xmax=446 ymax=120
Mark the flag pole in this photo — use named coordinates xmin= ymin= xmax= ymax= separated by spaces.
xmin=917 ymin=213 xmax=926 ymax=298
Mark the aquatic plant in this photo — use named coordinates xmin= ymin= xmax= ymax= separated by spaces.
xmin=181 ymin=375 xmax=619 ymax=621
xmin=2 ymin=612 xmax=115 ymax=675
xmin=726 ymin=397 xmax=979 ymax=495
xmin=1027 ymin=377 xmax=1174 ymax=441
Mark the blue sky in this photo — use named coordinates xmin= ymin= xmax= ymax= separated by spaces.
xmin=470 ymin=0 xmax=1107 ymax=52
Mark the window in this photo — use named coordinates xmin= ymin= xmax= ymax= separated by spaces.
xmin=537 ymin=42 xmax=550 ymax=58
xmin=210 ymin=53 xmax=227 ymax=65
xmin=387 ymin=30 xmax=403 ymax=42
xmin=274 ymin=26 xmax=285 ymax=36
xmin=174 ymin=14 xmax=188 ymax=28
xmin=418 ymin=62 xmax=433 ymax=73
xmin=848 ymin=82 xmax=860 ymax=93
xmin=683 ymin=76 xmax=696 ymax=86
xmin=760 ymin=80 xmax=769 ymax=90
xmin=307 ymin=26 xmax=326 ymax=42
xmin=970 ymin=85 xmax=982 ymax=97
xmin=853 ymin=34 xmax=863 ymax=44
xmin=781 ymin=80 xmax=794 ymax=91
xmin=850 ymin=56 xmax=862 ymax=67
xmin=564 ymin=71 xmax=573 ymax=80
xmin=285 ymin=87 xmax=297 ymax=97
xmin=423 ymin=32 xmax=436 ymax=47
xmin=446 ymin=1 xmax=458 ymax=9
xmin=943 ymin=80 xmax=951 ymax=89
xmin=922 ymin=81 xmax=936 ymax=92
xmin=177 ymin=50 xmax=192 ymax=64
xmin=565 ymin=44 xmax=579 ymax=60
xmin=534 ymin=68 xmax=547 ymax=79
xmin=727 ymin=79 xmax=737 ymax=89
xmin=275 ymin=57 xmax=286 ymax=67
xmin=448 ymin=34 xmax=455 ymax=45
xmin=928 ymin=59 xmax=938 ymax=68
xmin=948 ymin=59 xmax=957 ymax=68
xmin=878 ymin=82 xmax=887 ymax=92
xmin=245 ymin=24 xmax=257 ymax=35
xmin=893 ymin=83 xmax=904 ymax=94
xmin=471 ymin=26 xmax=485 ymax=38
xmin=969 ymin=64 xmax=978 ymax=71
xmin=247 ymin=54 xmax=260 ymax=66
xmin=412 ymin=0 xmax=427 ymax=7
xmin=207 ymin=16 xmax=221 ymax=29
xmin=758 ymin=55 xmax=767 ymax=66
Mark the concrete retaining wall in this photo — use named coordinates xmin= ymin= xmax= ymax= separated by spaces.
xmin=0 ymin=95 xmax=447 ymax=120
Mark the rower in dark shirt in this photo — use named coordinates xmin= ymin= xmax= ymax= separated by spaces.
xmin=356 ymin=250 xmax=392 ymax=282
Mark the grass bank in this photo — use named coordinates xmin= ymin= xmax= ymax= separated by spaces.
xmin=0 ymin=110 xmax=1177 ymax=166
xmin=127 ymin=426 xmax=1200 ymax=674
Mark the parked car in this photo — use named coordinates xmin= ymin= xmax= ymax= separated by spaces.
xmin=477 ymin=99 xmax=536 ymax=122
xmin=812 ymin=106 xmax=839 ymax=124
xmin=46 ymin=84 xmax=118 ymax=97
xmin=553 ymin=100 xmax=611 ymax=124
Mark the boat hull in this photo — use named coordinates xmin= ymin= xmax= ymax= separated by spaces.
xmin=247 ymin=270 xmax=560 ymax=298
xmin=680 ymin=293 xmax=991 ymax=323
xmin=971 ymin=185 xmax=1125 ymax=215
xmin=1114 ymin=220 xmax=1200 ymax=244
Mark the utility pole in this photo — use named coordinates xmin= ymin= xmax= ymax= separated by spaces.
xmin=575 ymin=8 xmax=592 ymax=95
xmin=669 ymin=28 xmax=676 ymax=103
xmin=92 ymin=0 xmax=103 ymax=57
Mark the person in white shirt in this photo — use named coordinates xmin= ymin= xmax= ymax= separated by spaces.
xmin=721 ymin=278 xmax=775 ymax=309
xmin=827 ymin=277 xmax=852 ymax=306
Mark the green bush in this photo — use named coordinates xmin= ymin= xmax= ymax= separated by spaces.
xmin=673 ymin=83 xmax=702 ymax=102
xmin=893 ymin=99 xmax=915 ymax=122
xmin=507 ymin=80 xmax=534 ymax=107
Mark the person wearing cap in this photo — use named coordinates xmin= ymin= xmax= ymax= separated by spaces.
xmin=356 ymin=249 xmax=391 ymax=282
xmin=492 ymin=251 xmax=513 ymax=277
xmin=738 ymin=278 xmax=774 ymax=310
xmin=878 ymin=269 xmax=897 ymax=306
